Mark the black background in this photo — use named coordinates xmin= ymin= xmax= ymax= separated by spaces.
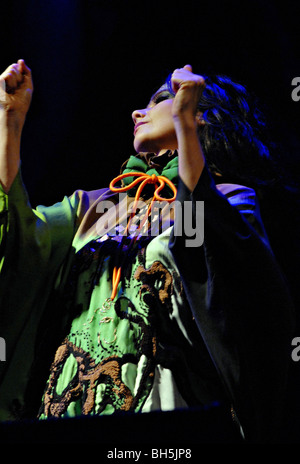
xmin=0 ymin=0 xmax=299 ymax=206
xmin=0 ymin=0 xmax=300 ymax=444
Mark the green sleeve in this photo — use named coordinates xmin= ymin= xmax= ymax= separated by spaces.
xmin=0 ymin=170 xmax=81 ymax=420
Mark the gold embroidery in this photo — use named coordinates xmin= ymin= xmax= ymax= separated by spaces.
xmin=41 ymin=339 xmax=134 ymax=418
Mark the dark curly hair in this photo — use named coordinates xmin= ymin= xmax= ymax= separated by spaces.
xmin=165 ymin=72 xmax=277 ymax=188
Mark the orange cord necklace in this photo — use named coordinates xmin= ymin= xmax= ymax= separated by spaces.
xmin=108 ymin=171 xmax=177 ymax=301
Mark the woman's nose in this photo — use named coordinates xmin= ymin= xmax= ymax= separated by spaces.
xmin=132 ymin=108 xmax=148 ymax=124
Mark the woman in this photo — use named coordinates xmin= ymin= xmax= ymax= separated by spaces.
xmin=0 ymin=60 xmax=295 ymax=443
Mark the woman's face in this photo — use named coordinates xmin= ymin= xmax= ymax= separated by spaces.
xmin=132 ymin=86 xmax=177 ymax=156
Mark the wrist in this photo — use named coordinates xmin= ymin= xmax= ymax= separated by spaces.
xmin=173 ymin=110 xmax=198 ymax=130
xmin=0 ymin=109 xmax=25 ymax=137
xmin=173 ymin=114 xmax=199 ymax=139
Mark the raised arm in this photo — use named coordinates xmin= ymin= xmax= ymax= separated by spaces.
xmin=171 ymin=64 xmax=206 ymax=192
xmin=0 ymin=59 xmax=33 ymax=192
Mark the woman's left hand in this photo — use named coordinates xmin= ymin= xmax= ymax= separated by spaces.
xmin=171 ymin=65 xmax=206 ymax=192
xmin=171 ymin=65 xmax=205 ymax=128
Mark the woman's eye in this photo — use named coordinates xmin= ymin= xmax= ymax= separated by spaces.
xmin=153 ymin=92 xmax=173 ymax=105
xmin=155 ymin=95 xmax=168 ymax=104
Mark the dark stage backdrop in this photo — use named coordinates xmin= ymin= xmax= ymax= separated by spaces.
xmin=0 ymin=0 xmax=299 ymax=206
xmin=0 ymin=0 xmax=300 ymax=443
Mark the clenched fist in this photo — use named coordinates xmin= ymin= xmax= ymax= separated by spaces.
xmin=171 ymin=64 xmax=205 ymax=128
xmin=0 ymin=59 xmax=33 ymax=124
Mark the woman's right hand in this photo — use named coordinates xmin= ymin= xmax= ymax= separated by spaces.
xmin=0 ymin=60 xmax=33 ymax=192
xmin=0 ymin=59 xmax=33 ymax=127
